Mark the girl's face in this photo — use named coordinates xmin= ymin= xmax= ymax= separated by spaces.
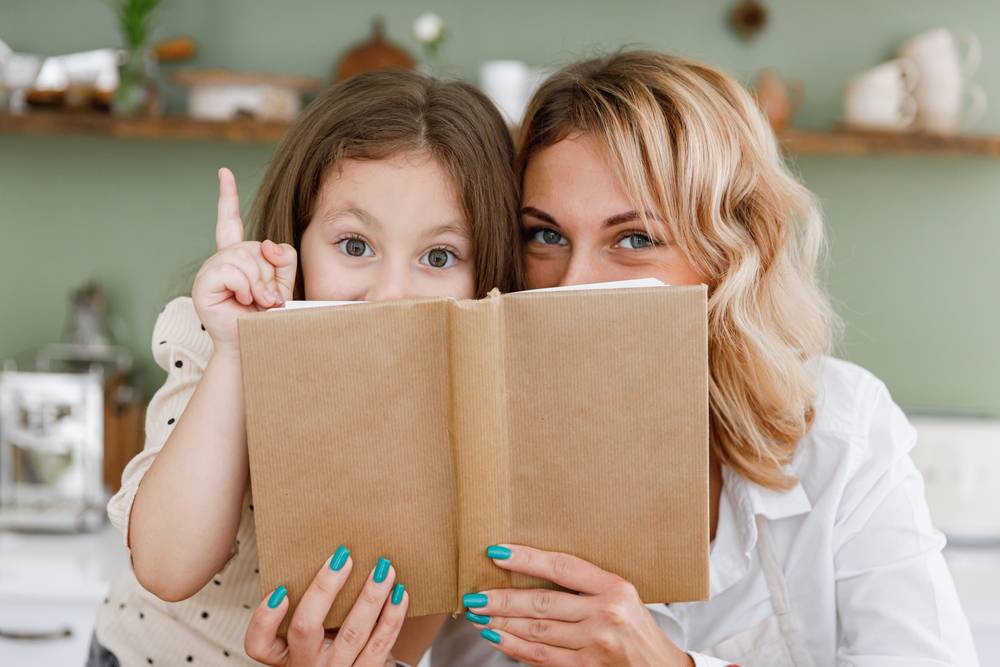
xmin=520 ymin=134 xmax=706 ymax=289
xmin=300 ymin=153 xmax=475 ymax=302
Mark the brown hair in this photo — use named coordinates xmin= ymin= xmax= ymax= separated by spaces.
xmin=248 ymin=70 xmax=523 ymax=298
xmin=517 ymin=51 xmax=838 ymax=490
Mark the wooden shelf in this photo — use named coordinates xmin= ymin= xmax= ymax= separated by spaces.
xmin=0 ymin=110 xmax=291 ymax=143
xmin=777 ymin=128 xmax=1000 ymax=157
xmin=4 ymin=111 xmax=1000 ymax=156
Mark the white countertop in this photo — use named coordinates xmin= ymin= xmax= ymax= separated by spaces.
xmin=0 ymin=525 xmax=997 ymax=665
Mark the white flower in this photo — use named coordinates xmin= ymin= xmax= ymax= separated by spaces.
xmin=413 ymin=13 xmax=444 ymax=45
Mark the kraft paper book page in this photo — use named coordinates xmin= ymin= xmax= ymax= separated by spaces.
xmin=238 ymin=279 xmax=709 ymax=631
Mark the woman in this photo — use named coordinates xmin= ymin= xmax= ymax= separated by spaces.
xmin=248 ymin=51 xmax=979 ymax=666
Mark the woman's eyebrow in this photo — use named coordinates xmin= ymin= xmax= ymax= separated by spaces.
xmin=323 ymin=206 xmax=381 ymax=229
xmin=522 ymin=206 xmax=663 ymax=229
xmin=603 ymin=210 xmax=665 ymax=227
xmin=521 ymin=206 xmax=559 ymax=226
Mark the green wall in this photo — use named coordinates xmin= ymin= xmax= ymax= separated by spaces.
xmin=1 ymin=1 xmax=998 ymax=415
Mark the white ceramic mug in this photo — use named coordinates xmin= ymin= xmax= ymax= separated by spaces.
xmin=918 ymin=82 xmax=987 ymax=134
xmin=900 ymin=28 xmax=980 ymax=80
xmin=843 ymin=59 xmax=919 ymax=131
xmin=479 ymin=60 xmax=531 ymax=126
xmin=899 ymin=28 xmax=986 ymax=134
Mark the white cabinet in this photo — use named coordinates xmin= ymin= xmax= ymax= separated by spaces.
xmin=0 ymin=526 xmax=995 ymax=665
xmin=0 ymin=526 xmax=125 ymax=666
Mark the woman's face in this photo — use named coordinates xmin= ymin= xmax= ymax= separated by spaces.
xmin=300 ymin=153 xmax=475 ymax=302
xmin=521 ymin=134 xmax=706 ymax=290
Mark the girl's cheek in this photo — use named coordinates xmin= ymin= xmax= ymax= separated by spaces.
xmin=303 ymin=258 xmax=371 ymax=301
xmin=421 ymin=264 xmax=476 ymax=300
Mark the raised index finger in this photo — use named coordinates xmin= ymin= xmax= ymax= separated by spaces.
xmin=486 ymin=544 xmax=620 ymax=595
xmin=216 ymin=167 xmax=244 ymax=250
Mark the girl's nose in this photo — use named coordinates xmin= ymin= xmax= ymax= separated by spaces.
xmin=366 ymin=262 xmax=411 ymax=302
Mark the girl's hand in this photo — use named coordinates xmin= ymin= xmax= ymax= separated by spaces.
xmin=192 ymin=167 xmax=297 ymax=356
xmin=245 ymin=547 xmax=409 ymax=667
xmin=463 ymin=545 xmax=693 ymax=667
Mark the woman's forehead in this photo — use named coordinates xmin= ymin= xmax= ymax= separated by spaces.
xmin=521 ymin=136 xmax=652 ymax=227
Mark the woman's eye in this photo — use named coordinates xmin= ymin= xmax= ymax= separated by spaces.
xmin=617 ymin=233 xmax=654 ymax=250
xmin=339 ymin=237 xmax=373 ymax=257
xmin=420 ymin=247 xmax=457 ymax=269
xmin=531 ymin=228 xmax=568 ymax=246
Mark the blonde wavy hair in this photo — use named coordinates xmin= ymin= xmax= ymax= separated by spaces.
xmin=517 ymin=50 xmax=839 ymax=490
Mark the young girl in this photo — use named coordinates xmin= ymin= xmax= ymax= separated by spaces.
xmin=89 ymin=70 xmax=522 ymax=666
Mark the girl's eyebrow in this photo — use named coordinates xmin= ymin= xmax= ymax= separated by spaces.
xmin=423 ymin=222 xmax=470 ymax=240
xmin=323 ymin=206 xmax=381 ymax=229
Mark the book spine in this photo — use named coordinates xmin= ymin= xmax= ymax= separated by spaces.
xmin=447 ymin=294 xmax=512 ymax=613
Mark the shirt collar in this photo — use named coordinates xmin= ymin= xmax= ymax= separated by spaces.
xmin=707 ymin=464 xmax=812 ymax=598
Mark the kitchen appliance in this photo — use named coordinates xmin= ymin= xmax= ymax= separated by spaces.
xmin=0 ymin=367 xmax=106 ymax=531
xmin=0 ymin=283 xmax=142 ymax=532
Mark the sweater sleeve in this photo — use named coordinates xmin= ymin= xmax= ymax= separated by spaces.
xmin=106 ymin=296 xmax=215 ymax=554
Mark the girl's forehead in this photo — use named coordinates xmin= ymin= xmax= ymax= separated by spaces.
xmin=311 ymin=156 xmax=467 ymax=235
xmin=318 ymin=156 xmax=455 ymax=203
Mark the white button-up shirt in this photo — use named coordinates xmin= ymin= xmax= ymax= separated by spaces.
xmin=429 ymin=357 xmax=979 ymax=666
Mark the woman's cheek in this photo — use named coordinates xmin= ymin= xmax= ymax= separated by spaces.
xmin=524 ymin=254 xmax=567 ymax=290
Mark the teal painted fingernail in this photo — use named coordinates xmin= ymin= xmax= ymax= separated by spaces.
xmin=373 ymin=557 xmax=390 ymax=583
xmin=466 ymin=610 xmax=490 ymax=624
xmin=481 ymin=628 xmax=501 ymax=644
xmin=391 ymin=583 xmax=405 ymax=605
xmin=463 ymin=592 xmax=488 ymax=608
xmin=486 ymin=545 xmax=511 ymax=559
xmin=330 ymin=545 xmax=350 ymax=571
xmin=267 ymin=585 xmax=287 ymax=608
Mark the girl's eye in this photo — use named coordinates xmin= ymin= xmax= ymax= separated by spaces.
xmin=531 ymin=228 xmax=568 ymax=246
xmin=420 ymin=247 xmax=457 ymax=269
xmin=617 ymin=233 xmax=655 ymax=250
xmin=339 ymin=237 xmax=373 ymax=257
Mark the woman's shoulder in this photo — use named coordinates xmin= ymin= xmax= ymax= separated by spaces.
xmin=809 ymin=356 xmax=899 ymax=439
xmin=795 ymin=356 xmax=916 ymax=491
xmin=150 ymin=296 xmax=214 ymax=371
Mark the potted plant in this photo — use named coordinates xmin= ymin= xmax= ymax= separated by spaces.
xmin=108 ymin=0 xmax=163 ymax=117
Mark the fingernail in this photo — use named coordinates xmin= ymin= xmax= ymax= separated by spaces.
xmin=330 ymin=545 xmax=350 ymax=571
xmin=373 ymin=557 xmax=391 ymax=583
xmin=465 ymin=610 xmax=490 ymax=624
xmin=486 ymin=545 xmax=511 ymax=560
xmin=267 ymin=585 xmax=287 ymax=609
xmin=481 ymin=628 xmax=501 ymax=644
xmin=391 ymin=583 xmax=405 ymax=605
xmin=463 ymin=592 xmax=488 ymax=608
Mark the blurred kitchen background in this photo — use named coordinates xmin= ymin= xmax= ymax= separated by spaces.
xmin=1 ymin=1 xmax=998 ymax=664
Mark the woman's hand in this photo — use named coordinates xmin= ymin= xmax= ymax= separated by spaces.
xmin=192 ymin=167 xmax=297 ymax=355
xmin=245 ymin=546 xmax=409 ymax=667
xmin=463 ymin=545 xmax=693 ymax=667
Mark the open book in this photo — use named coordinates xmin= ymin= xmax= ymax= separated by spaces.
xmin=238 ymin=279 xmax=709 ymax=631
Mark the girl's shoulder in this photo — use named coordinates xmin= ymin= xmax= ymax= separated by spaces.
xmin=150 ymin=296 xmax=214 ymax=371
